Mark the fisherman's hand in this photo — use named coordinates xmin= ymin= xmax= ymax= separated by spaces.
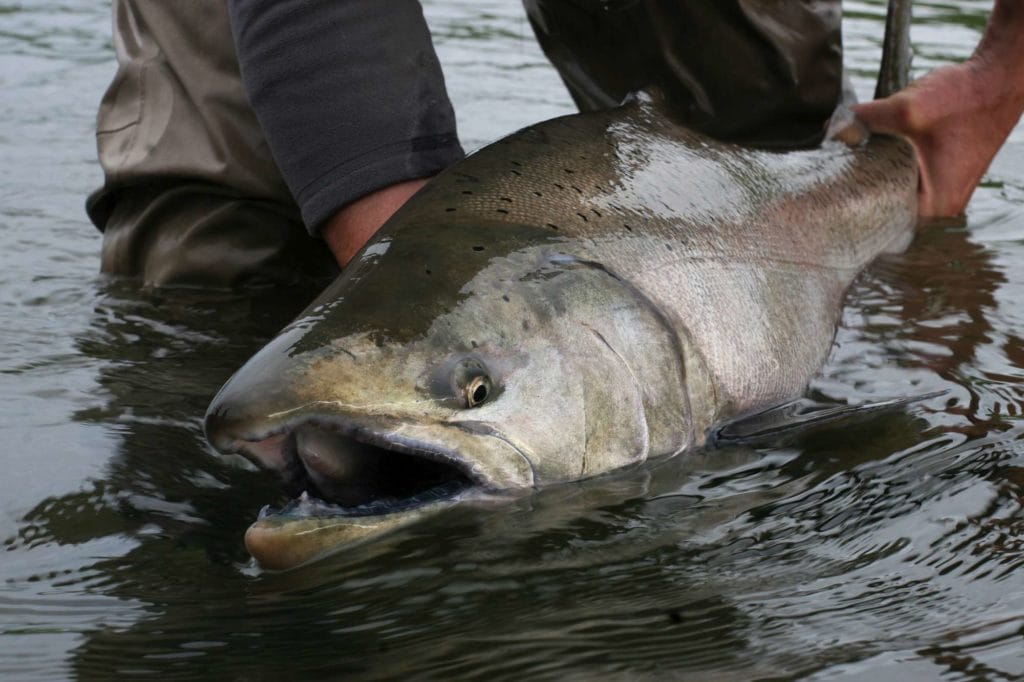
xmin=322 ymin=178 xmax=430 ymax=268
xmin=852 ymin=0 xmax=1024 ymax=219
xmin=853 ymin=63 xmax=1023 ymax=218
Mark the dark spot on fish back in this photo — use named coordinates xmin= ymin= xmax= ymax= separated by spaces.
xmin=502 ymin=294 xmax=510 ymax=302
xmin=462 ymin=190 xmax=473 ymax=195
xmin=546 ymin=223 xmax=559 ymax=231
xmin=472 ymin=245 xmax=485 ymax=252
xmin=554 ymin=183 xmax=564 ymax=190
xmin=533 ymin=191 xmax=542 ymax=197
xmin=592 ymin=209 xmax=602 ymax=217
xmin=496 ymin=208 xmax=509 ymax=215
xmin=445 ymin=207 xmax=456 ymax=212
xmin=577 ymin=213 xmax=588 ymax=222
xmin=500 ymin=197 xmax=512 ymax=202
xmin=564 ymin=168 xmax=574 ymax=174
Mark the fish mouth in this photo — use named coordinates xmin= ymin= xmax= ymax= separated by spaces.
xmin=207 ymin=406 xmax=533 ymax=568
xmin=214 ymin=418 xmax=485 ymax=570
xmin=236 ymin=418 xmax=481 ymax=519
xmin=283 ymin=421 xmax=477 ymax=514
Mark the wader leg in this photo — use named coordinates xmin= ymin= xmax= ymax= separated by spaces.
xmin=88 ymin=0 xmax=335 ymax=288
xmin=523 ymin=0 xmax=843 ymax=148
xmin=100 ymin=184 xmax=337 ymax=289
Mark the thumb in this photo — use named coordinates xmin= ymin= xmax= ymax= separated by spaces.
xmin=851 ymin=95 xmax=916 ymax=136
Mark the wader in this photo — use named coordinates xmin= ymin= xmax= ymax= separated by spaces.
xmin=89 ymin=0 xmax=842 ymax=288
xmin=88 ymin=1 xmax=337 ymax=288
xmin=523 ymin=0 xmax=842 ymax=148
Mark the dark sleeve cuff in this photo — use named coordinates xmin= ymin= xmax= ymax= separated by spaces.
xmin=298 ymin=132 xmax=463 ymax=233
xmin=228 ymin=0 xmax=465 ymax=234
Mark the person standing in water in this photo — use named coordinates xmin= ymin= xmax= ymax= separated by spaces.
xmin=87 ymin=1 xmax=1024 ymax=288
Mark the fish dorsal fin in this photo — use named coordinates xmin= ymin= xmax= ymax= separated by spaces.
xmin=875 ymin=0 xmax=914 ymax=98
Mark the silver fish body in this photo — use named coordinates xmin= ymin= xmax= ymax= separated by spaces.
xmin=205 ymin=101 xmax=917 ymax=569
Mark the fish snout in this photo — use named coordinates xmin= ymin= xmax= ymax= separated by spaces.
xmin=203 ymin=401 xmax=244 ymax=455
xmin=203 ymin=381 xmax=297 ymax=473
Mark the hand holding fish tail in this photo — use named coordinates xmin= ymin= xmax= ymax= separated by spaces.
xmin=853 ymin=0 xmax=1024 ymax=218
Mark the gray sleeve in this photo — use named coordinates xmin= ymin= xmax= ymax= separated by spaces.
xmin=228 ymin=0 xmax=465 ymax=233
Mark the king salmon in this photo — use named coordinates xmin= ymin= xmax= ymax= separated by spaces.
xmin=204 ymin=95 xmax=917 ymax=569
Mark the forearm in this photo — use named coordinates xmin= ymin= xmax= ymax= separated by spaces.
xmin=977 ymin=0 xmax=1024 ymax=63
xmin=227 ymin=0 xmax=463 ymax=235
xmin=971 ymin=0 xmax=1024 ymax=114
xmin=322 ymin=178 xmax=428 ymax=267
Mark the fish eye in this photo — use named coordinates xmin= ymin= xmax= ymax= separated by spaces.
xmin=439 ymin=356 xmax=496 ymax=408
xmin=463 ymin=375 xmax=492 ymax=408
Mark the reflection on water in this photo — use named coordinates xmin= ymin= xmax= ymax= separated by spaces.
xmin=2 ymin=0 xmax=1024 ymax=679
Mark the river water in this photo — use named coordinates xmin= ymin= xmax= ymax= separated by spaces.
xmin=2 ymin=1 xmax=1022 ymax=679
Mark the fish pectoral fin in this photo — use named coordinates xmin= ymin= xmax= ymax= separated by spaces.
xmin=711 ymin=390 xmax=947 ymax=446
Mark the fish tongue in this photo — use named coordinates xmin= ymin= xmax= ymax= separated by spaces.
xmin=295 ymin=424 xmax=385 ymax=507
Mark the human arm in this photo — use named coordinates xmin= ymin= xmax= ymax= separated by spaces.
xmin=227 ymin=0 xmax=463 ymax=267
xmin=320 ymin=178 xmax=429 ymax=267
xmin=852 ymin=0 xmax=1024 ymax=218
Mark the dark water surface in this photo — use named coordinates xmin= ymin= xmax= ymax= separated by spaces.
xmin=3 ymin=1 xmax=1023 ymax=679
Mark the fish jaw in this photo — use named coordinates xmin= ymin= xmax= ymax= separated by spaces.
xmin=244 ymin=493 xmax=457 ymax=571
xmin=206 ymin=408 xmax=535 ymax=569
xmin=245 ymin=507 xmax=425 ymax=571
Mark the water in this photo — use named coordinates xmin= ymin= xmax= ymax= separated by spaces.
xmin=2 ymin=1 xmax=1022 ymax=679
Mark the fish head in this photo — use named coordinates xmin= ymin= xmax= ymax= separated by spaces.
xmin=205 ymin=221 xmax=693 ymax=568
